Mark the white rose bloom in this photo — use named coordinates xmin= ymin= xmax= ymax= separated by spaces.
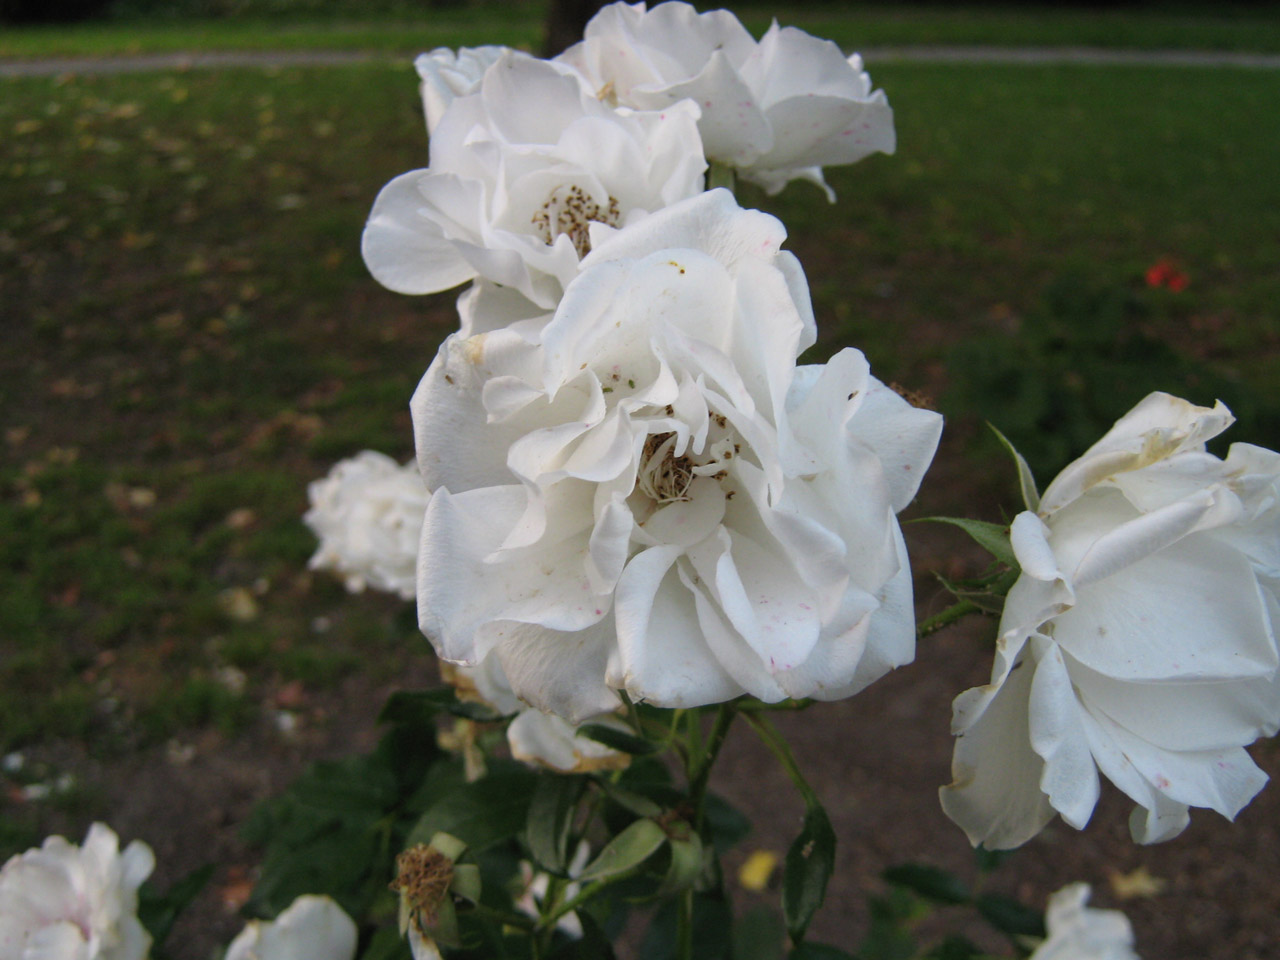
xmin=226 ymin=895 xmax=358 ymax=960
xmin=557 ymin=1 xmax=894 ymax=200
xmin=1030 ymin=884 xmax=1140 ymax=960
xmin=0 ymin=823 xmax=154 ymax=960
xmin=446 ymin=657 xmax=630 ymax=773
xmin=415 ymin=45 xmax=517 ymax=134
xmin=362 ymin=50 xmax=707 ymax=310
xmin=304 ymin=450 xmax=428 ymax=600
xmin=942 ymin=393 xmax=1280 ymax=848
xmin=412 ymin=190 xmax=941 ymax=720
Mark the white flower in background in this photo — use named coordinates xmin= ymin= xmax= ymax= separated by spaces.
xmin=942 ymin=393 xmax=1280 ymax=848
xmin=412 ymin=189 xmax=941 ymax=721
xmin=362 ymin=50 xmax=706 ymax=310
xmin=445 ymin=658 xmax=630 ymax=773
xmin=415 ymin=45 xmax=517 ymax=134
xmin=304 ymin=450 xmax=428 ymax=600
xmin=515 ymin=841 xmax=592 ymax=939
xmin=1029 ymin=884 xmax=1140 ymax=960
xmin=226 ymin=895 xmax=358 ymax=960
xmin=0 ymin=823 xmax=154 ymax=960
xmin=557 ymin=1 xmax=894 ymax=200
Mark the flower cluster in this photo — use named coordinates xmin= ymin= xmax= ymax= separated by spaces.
xmin=943 ymin=393 xmax=1280 ymax=847
xmin=360 ymin=0 xmax=937 ymax=726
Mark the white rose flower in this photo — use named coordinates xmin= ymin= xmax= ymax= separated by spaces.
xmin=415 ymin=45 xmax=517 ymax=134
xmin=557 ymin=1 xmax=895 ymax=200
xmin=226 ymin=895 xmax=358 ymax=960
xmin=446 ymin=657 xmax=631 ymax=773
xmin=362 ymin=50 xmax=707 ymax=310
xmin=942 ymin=393 xmax=1280 ymax=848
xmin=1030 ymin=884 xmax=1140 ymax=960
xmin=304 ymin=450 xmax=428 ymax=600
xmin=0 ymin=823 xmax=154 ymax=960
xmin=412 ymin=190 xmax=941 ymax=720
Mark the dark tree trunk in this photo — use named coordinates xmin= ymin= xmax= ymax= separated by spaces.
xmin=542 ymin=0 xmax=607 ymax=57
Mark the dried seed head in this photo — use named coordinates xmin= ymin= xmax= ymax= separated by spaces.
xmin=391 ymin=844 xmax=454 ymax=930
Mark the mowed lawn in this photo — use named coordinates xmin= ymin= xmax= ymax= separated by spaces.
xmin=2 ymin=21 xmax=1279 ymax=852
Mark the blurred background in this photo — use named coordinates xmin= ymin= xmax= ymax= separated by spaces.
xmin=2 ymin=2 xmax=1279 ymax=958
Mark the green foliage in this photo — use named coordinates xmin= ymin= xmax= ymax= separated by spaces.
xmin=782 ymin=804 xmax=837 ymax=943
xmin=881 ymin=863 xmax=971 ymax=906
xmin=526 ymin=774 xmax=586 ymax=875
xmin=241 ymin=697 xmax=444 ymax=918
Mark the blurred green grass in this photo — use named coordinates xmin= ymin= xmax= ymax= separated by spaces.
xmin=1 ymin=47 xmax=1278 ymax=759
xmin=3 ymin=4 xmax=1280 ymax=59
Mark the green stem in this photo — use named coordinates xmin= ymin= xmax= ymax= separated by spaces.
xmin=687 ymin=700 xmax=738 ymax=828
xmin=706 ymin=162 xmax=737 ymax=193
xmin=741 ymin=712 xmax=819 ymax=808
xmin=677 ymin=888 xmax=695 ymax=960
xmin=916 ymin=599 xmax=981 ymax=639
xmin=540 ymin=861 xmax=651 ymax=930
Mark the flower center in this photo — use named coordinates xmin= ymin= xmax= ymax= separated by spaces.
xmin=637 ymin=433 xmax=695 ymax=504
xmin=531 ymin=185 xmax=621 ymax=258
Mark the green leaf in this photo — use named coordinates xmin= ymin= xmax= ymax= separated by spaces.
xmin=526 ymin=774 xmax=585 ymax=874
xmin=703 ymin=792 xmax=752 ymax=855
xmin=976 ymin=893 xmax=1046 ymax=940
xmin=732 ymin=906 xmax=787 ymax=960
xmin=577 ymin=723 xmax=658 ymax=755
xmin=641 ymin=891 xmax=732 ymax=960
xmin=595 ymin=778 xmax=664 ymax=819
xmin=359 ymin=924 xmax=413 ymax=960
xmin=782 ymin=804 xmax=836 ymax=943
xmin=856 ymin=889 xmax=918 ymax=960
xmin=923 ymin=936 xmax=982 ymax=960
xmin=407 ymin=769 xmax=537 ymax=851
xmin=577 ymin=818 xmax=667 ymax=882
xmin=882 ymin=863 xmax=971 ymax=905
xmin=988 ymin=423 xmax=1041 ymax=512
xmin=789 ymin=944 xmax=856 ymax=960
xmin=657 ymin=831 xmax=704 ymax=895
xmin=549 ymin=909 xmax=618 ymax=959
xmin=919 ymin=517 xmax=1017 ymax=569
xmin=378 ymin=688 xmax=508 ymax=723
xmin=137 ymin=864 xmax=214 ymax=950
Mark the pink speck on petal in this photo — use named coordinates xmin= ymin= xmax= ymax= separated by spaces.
xmin=1155 ymin=775 xmax=1171 ymax=789
xmin=594 ymin=608 xmax=602 ymax=615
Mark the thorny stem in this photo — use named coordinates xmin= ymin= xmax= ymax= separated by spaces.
xmin=916 ymin=599 xmax=982 ymax=639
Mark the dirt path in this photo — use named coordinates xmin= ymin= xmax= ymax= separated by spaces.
xmin=4 ymin=45 xmax=1280 ymax=78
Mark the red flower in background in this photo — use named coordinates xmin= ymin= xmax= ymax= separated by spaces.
xmin=1146 ymin=258 xmax=1189 ymax=291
